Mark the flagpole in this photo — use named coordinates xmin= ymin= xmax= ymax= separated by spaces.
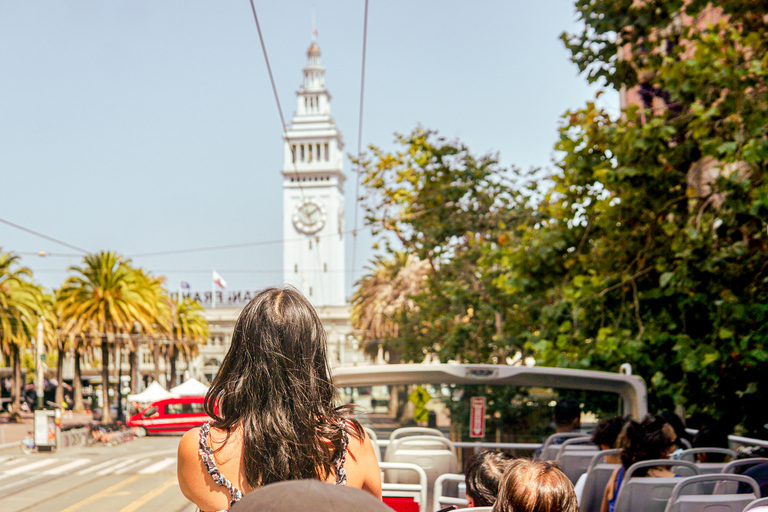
xmin=212 ymin=270 xmax=216 ymax=308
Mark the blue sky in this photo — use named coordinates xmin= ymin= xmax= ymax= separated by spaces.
xmin=0 ymin=1 xmax=616 ymax=300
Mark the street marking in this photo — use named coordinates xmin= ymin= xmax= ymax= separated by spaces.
xmin=138 ymin=457 xmax=176 ymax=474
xmin=59 ymin=474 xmax=143 ymax=512
xmin=77 ymin=459 xmax=115 ymax=474
xmin=4 ymin=458 xmax=58 ymax=473
xmin=119 ymin=476 xmax=178 ymax=512
xmin=0 ymin=473 xmax=45 ymax=492
xmin=113 ymin=458 xmax=152 ymax=475
xmin=97 ymin=458 xmax=142 ymax=475
xmin=42 ymin=458 xmax=92 ymax=474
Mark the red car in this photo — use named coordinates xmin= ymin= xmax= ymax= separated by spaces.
xmin=127 ymin=396 xmax=210 ymax=436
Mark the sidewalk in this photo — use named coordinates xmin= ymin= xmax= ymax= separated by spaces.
xmin=0 ymin=410 xmax=96 ymax=451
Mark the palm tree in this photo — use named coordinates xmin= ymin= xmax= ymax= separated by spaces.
xmin=165 ymin=296 xmax=208 ymax=388
xmin=351 ymin=252 xmax=430 ymax=363
xmin=0 ymin=251 xmax=46 ymax=420
xmin=58 ymin=251 xmax=157 ymax=423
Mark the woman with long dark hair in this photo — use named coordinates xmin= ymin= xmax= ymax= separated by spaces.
xmin=177 ymin=287 xmax=381 ymax=511
xmin=600 ymin=415 xmax=677 ymax=512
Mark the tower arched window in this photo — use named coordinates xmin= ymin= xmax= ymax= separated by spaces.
xmin=324 ymin=143 xmax=329 ymax=161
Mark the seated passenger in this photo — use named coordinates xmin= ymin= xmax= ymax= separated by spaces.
xmin=574 ymin=416 xmax=628 ymax=504
xmin=464 ymin=450 xmax=515 ymax=507
xmin=229 ymin=479 xmax=391 ymax=512
xmin=600 ymin=415 xmax=677 ymax=512
xmin=555 ymin=398 xmax=582 ymax=434
xmin=658 ymin=410 xmax=691 ymax=457
xmin=691 ymin=427 xmax=730 ymax=462
xmin=177 ymin=288 xmax=381 ymax=512
xmin=740 ymin=461 xmax=768 ymax=498
xmin=492 ymin=459 xmax=578 ymax=512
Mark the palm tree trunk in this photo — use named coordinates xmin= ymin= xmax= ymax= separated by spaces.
xmin=72 ymin=350 xmax=85 ymax=413
xmin=55 ymin=341 xmax=65 ymax=408
xmin=10 ymin=344 xmax=22 ymax=417
xmin=169 ymin=344 xmax=178 ymax=388
xmin=129 ymin=347 xmax=138 ymax=394
xmin=100 ymin=337 xmax=113 ymax=424
xmin=152 ymin=342 xmax=161 ymax=385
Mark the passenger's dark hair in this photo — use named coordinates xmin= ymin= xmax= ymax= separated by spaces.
xmin=554 ymin=398 xmax=581 ymax=427
xmin=692 ymin=427 xmax=730 ymax=462
xmin=492 ymin=459 xmax=578 ymax=512
xmin=592 ymin=416 xmax=629 ymax=448
xmin=204 ymin=287 xmax=362 ymax=488
xmin=464 ymin=450 xmax=516 ymax=507
xmin=618 ymin=415 xmax=675 ymax=475
xmin=658 ymin=410 xmax=691 ymax=445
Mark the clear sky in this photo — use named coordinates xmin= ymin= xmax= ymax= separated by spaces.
xmin=0 ymin=1 xmax=616 ymax=301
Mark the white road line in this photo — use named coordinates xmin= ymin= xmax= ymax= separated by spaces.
xmin=138 ymin=457 xmax=176 ymax=474
xmin=77 ymin=459 xmax=115 ymax=475
xmin=113 ymin=458 xmax=152 ymax=475
xmin=2 ymin=457 xmax=28 ymax=467
xmin=42 ymin=458 xmax=92 ymax=474
xmin=99 ymin=457 xmax=147 ymax=476
xmin=0 ymin=473 xmax=45 ymax=492
xmin=4 ymin=458 xmax=59 ymax=473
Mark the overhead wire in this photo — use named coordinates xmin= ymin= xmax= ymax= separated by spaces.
xmin=351 ymin=0 xmax=370 ymax=290
xmin=0 ymin=217 xmax=89 ymax=254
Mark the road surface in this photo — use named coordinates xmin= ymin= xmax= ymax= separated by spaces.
xmin=0 ymin=434 xmax=194 ymax=512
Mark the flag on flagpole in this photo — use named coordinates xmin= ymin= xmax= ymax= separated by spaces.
xmin=212 ymin=270 xmax=227 ymax=289
xmin=180 ymin=281 xmax=190 ymax=289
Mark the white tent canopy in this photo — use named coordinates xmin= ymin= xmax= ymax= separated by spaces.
xmin=127 ymin=381 xmax=179 ymax=403
xmin=170 ymin=378 xmax=209 ymax=397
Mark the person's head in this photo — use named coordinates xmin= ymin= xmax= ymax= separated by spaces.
xmin=592 ymin=416 xmax=629 ymax=450
xmin=492 ymin=459 xmax=578 ymax=512
xmin=618 ymin=415 xmax=677 ymax=474
xmin=692 ymin=427 xmax=730 ymax=462
xmin=204 ymin=287 xmax=359 ymax=487
xmin=554 ymin=398 xmax=581 ymax=432
xmin=464 ymin=450 xmax=516 ymax=507
xmin=230 ymin=480 xmax=392 ymax=512
xmin=658 ymin=410 xmax=689 ymax=446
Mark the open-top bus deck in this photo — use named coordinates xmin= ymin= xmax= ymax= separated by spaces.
xmin=333 ymin=363 xmax=768 ymax=512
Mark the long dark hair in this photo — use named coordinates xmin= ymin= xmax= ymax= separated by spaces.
xmin=204 ymin=287 xmax=361 ymax=488
xmin=619 ymin=415 xmax=675 ymax=475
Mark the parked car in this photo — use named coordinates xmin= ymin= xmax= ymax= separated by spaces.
xmin=126 ymin=396 xmax=209 ymax=436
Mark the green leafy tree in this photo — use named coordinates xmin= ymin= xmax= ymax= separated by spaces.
xmin=0 ymin=251 xmax=47 ymax=419
xmin=356 ymin=129 xmax=537 ymax=364
xmin=165 ymin=296 xmax=208 ymax=388
xmin=491 ymin=0 xmax=768 ymax=434
xmin=58 ymin=251 xmax=158 ymax=423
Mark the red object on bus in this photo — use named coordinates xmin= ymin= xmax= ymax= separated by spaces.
xmin=383 ymin=497 xmax=420 ymax=512
xmin=470 ymin=396 xmax=486 ymax=438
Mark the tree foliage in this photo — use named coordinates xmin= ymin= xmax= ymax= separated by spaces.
xmin=355 ymin=2 xmax=768 ymax=434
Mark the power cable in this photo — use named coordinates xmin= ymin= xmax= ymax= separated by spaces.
xmin=351 ymin=0 xmax=370 ymax=289
xmin=0 ymin=217 xmax=89 ymax=254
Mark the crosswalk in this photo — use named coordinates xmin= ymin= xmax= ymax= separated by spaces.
xmin=0 ymin=454 xmax=177 ymax=478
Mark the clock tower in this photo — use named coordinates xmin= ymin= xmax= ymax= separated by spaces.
xmin=282 ymin=39 xmax=346 ymax=306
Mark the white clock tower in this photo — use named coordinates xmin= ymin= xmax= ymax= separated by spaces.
xmin=282 ymin=39 xmax=346 ymax=306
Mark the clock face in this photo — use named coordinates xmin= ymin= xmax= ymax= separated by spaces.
xmin=292 ymin=200 xmax=326 ymax=234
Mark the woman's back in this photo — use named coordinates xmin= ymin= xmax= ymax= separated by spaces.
xmin=176 ymin=287 xmax=381 ymax=511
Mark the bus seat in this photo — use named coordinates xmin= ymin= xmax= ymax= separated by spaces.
xmin=556 ymin=437 xmax=599 ymax=484
xmin=537 ymin=432 xmax=591 ymax=462
xmin=384 ymin=436 xmax=458 ymax=507
xmin=614 ymin=460 xmax=700 ymax=512
xmin=390 ymin=427 xmax=447 ymax=441
xmin=663 ymin=474 xmax=760 ymax=512
xmin=432 ymin=473 xmax=467 ymax=512
xmin=580 ymin=449 xmax=622 ymax=512
xmin=380 ymin=462 xmax=428 ymax=512
xmin=678 ymin=448 xmax=738 ymax=476
xmin=715 ymin=458 xmax=768 ymax=494
xmin=743 ymin=497 xmax=768 ymax=512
